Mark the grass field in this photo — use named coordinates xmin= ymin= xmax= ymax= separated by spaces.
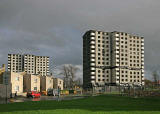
xmin=0 ymin=94 xmax=160 ymax=114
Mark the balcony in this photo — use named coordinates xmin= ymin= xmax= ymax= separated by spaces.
xmin=90 ymin=41 xmax=95 ymax=45
xmin=116 ymin=51 xmax=119 ymax=54
xmin=116 ymin=46 xmax=119 ymax=49
xmin=116 ymin=72 xmax=119 ymax=75
xmin=116 ymin=42 xmax=119 ymax=45
xmin=91 ymin=80 xmax=95 ymax=83
xmin=91 ymin=67 xmax=95 ymax=70
xmin=90 ymin=32 xmax=95 ymax=36
xmin=115 ymin=34 xmax=119 ymax=37
xmin=90 ymin=50 xmax=95 ymax=53
xmin=90 ymin=37 xmax=95 ymax=40
xmin=90 ymin=63 xmax=95 ymax=66
xmin=116 ymin=38 xmax=119 ymax=41
xmin=90 ymin=59 xmax=95 ymax=61
xmin=90 ymin=46 xmax=95 ymax=49
xmin=91 ymin=54 xmax=95 ymax=57
xmin=91 ymin=72 xmax=95 ymax=75
xmin=91 ymin=76 xmax=95 ymax=79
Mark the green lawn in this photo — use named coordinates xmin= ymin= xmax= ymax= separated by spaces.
xmin=0 ymin=94 xmax=160 ymax=114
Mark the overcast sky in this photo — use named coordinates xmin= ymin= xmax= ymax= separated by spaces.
xmin=0 ymin=0 xmax=160 ymax=80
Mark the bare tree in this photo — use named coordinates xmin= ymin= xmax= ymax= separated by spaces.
xmin=68 ymin=65 xmax=79 ymax=89
xmin=59 ymin=65 xmax=70 ymax=89
xmin=60 ymin=64 xmax=79 ymax=89
xmin=152 ymin=71 xmax=159 ymax=87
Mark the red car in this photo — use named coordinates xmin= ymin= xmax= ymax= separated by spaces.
xmin=27 ymin=91 xmax=41 ymax=98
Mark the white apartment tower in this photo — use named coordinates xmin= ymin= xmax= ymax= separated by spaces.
xmin=8 ymin=54 xmax=50 ymax=76
xmin=83 ymin=30 xmax=144 ymax=89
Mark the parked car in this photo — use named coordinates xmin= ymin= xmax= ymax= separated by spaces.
xmin=47 ymin=89 xmax=59 ymax=96
xmin=27 ymin=91 xmax=41 ymax=98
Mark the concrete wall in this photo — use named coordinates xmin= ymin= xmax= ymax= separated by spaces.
xmin=53 ymin=78 xmax=63 ymax=90
xmin=40 ymin=76 xmax=53 ymax=91
xmin=24 ymin=74 xmax=40 ymax=92
xmin=0 ymin=64 xmax=5 ymax=84
xmin=0 ymin=84 xmax=11 ymax=98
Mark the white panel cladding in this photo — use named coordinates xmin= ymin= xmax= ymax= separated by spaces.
xmin=142 ymin=74 xmax=144 ymax=76
xmin=116 ymin=80 xmax=119 ymax=83
xmin=116 ymin=59 xmax=119 ymax=62
xmin=116 ymin=51 xmax=119 ymax=54
xmin=116 ymin=38 xmax=119 ymax=40
xmin=90 ymin=63 xmax=95 ymax=66
xmin=91 ymin=72 xmax=95 ymax=75
xmin=142 ymin=62 xmax=144 ymax=65
xmin=141 ymin=39 xmax=144 ymax=42
xmin=116 ymin=72 xmax=119 ymax=75
xmin=116 ymin=42 xmax=119 ymax=45
xmin=91 ymin=37 xmax=95 ymax=40
xmin=142 ymin=51 xmax=144 ymax=54
xmin=90 ymin=41 xmax=95 ymax=44
xmin=91 ymin=67 xmax=95 ymax=70
xmin=91 ymin=59 xmax=95 ymax=61
xmin=116 ymin=63 xmax=119 ymax=66
xmin=91 ymin=50 xmax=95 ymax=53
xmin=116 ymin=55 xmax=119 ymax=58
xmin=142 ymin=66 xmax=144 ymax=68
xmin=116 ymin=76 xmax=119 ymax=79
xmin=116 ymin=46 xmax=119 ymax=49
xmin=142 ymin=82 xmax=145 ymax=85
xmin=91 ymin=76 xmax=95 ymax=79
xmin=91 ymin=33 xmax=95 ymax=36
xmin=91 ymin=54 xmax=95 ymax=57
xmin=91 ymin=46 xmax=95 ymax=48
xmin=141 ymin=54 xmax=144 ymax=57
xmin=91 ymin=80 xmax=95 ymax=83
xmin=141 ymin=42 xmax=144 ymax=45
xmin=142 ymin=47 xmax=144 ymax=49
xmin=142 ymin=69 xmax=144 ymax=72
xmin=115 ymin=34 xmax=119 ymax=37
xmin=142 ymin=77 xmax=144 ymax=80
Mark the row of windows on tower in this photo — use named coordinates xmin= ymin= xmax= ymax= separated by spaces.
xmin=117 ymin=79 xmax=141 ymax=82
xmin=98 ymin=79 xmax=109 ymax=82
xmin=98 ymin=40 xmax=109 ymax=43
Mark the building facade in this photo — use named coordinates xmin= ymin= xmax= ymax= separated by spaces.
xmin=8 ymin=54 xmax=50 ymax=76
xmin=0 ymin=64 xmax=5 ymax=84
xmin=40 ymin=76 xmax=53 ymax=91
xmin=3 ymin=72 xmax=23 ymax=94
xmin=83 ymin=30 xmax=144 ymax=89
xmin=23 ymin=74 xmax=40 ymax=92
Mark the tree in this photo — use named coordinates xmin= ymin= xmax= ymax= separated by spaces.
xmin=152 ymin=71 xmax=159 ymax=87
xmin=60 ymin=65 xmax=70 ymax=89
xmin=60 ymin=64 xmax=79 ymax=89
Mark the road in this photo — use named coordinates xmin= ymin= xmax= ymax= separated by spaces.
xmin=0 ymin=95 xmax=88 ymax=104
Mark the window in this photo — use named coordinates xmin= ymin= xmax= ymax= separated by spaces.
xmin=15 ymin=77 xmax=19 ymax=81
xmin=15 ymin=86 xmax=19 ymax=91
xmin=34 ymin=87 xmax=37 ymax=91
xmin=34 ymin=79 xmax=37 ymax=83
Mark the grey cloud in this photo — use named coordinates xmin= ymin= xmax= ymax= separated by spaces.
xmin=0 ymin=0 xmax=160 ymax=80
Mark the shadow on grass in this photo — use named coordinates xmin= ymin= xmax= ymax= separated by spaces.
xmin=0 ymin=94 xmax=160 ymax=113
